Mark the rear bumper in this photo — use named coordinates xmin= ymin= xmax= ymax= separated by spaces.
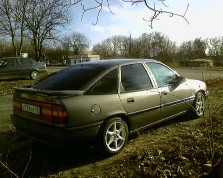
xmin=11 ymin=114 xmax=102 ymax=147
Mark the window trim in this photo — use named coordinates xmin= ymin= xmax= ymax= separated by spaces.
xmin=145 ymin=62 xmax=178 ymax=88
xmin=84 ymin=67 xmax=119 ymax=95
xmin=119 ymin=62 xmax=154 ymax=93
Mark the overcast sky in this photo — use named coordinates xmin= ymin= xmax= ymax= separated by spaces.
xmin=65 ymin=0 xmax=223 ymax=48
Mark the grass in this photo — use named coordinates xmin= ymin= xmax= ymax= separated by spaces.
xmin=0 ymin=75 xmax=223 ymax=177
xmin=0 ymin=74 xmax=48 ymax=96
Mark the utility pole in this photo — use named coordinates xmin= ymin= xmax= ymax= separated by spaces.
xmin=129 ymin=31 xmax=132 ymax=58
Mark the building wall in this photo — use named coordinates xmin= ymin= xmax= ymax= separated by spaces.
xmin=180 ymin=59 xmax=213 ymax=67
xmin=68 ymin=55 xmax=100 ymax=65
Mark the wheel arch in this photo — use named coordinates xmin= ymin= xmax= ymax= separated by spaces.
xmin=191 ymin=90 xmax=206 ymax=118
xmin=96 ymin=113 xmax=130 ymax=155
xmin=197 ymin=89 xmax=208 ymax=99
xmin=99 ymin=114 xmax=130 ymax=132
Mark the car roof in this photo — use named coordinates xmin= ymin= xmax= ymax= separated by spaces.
xmin=72 ymin=59 xmax=159 ymax=68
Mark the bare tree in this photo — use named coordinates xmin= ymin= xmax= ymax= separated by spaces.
xmin=24 ymin=0 xmax=71 ymax=61
xmin=178 ymin=38 xmax=207 ymax=61
xmin=193 ymin=38 xmax=207 ymax=59
xmin=0 ymin=0 xmax=71 ymax=61
xmin=206 ymin=37 xmax=223 ymax=61
xmin=70 ymin=0 xmax=189 ymax=28
xmin=62 ymin=32 xmax=90 ymax=55
xmin=93 ymin=36 xmax=130 ymax=59
xmin=178 ymin=40 xmax=194 ymax=61
xmin=123 ymin=0 xmax=189 ymax=28
xmin=0 ymin=0 xmax=189 ymax=60
xmin=92 ymin=32 xmax=177 ymax=61
xmin=92 ymin=42 xmax=111 ymax=59
xmin=0 ymin=0 xmax=28 ymax=57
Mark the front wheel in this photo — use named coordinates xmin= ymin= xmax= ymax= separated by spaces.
xmin=30 ymin=70 xmax=39 ymax=79
xmin=192 ymin=91 xmax=205 ymax=118
xmin=98 ymin=117 xmax=129 ymax=155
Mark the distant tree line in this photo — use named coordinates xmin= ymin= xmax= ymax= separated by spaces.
xmin=0 ymin=0 xmax=191 ymax=63
xmin=1 ymin=30 xmax=223 ymax=66
xmin=0 ymin=0 xmax=222 ymax=66
xmin=92 ymin=32 xmax=177 ymax=64
xmin=92 ymin=33 xmax=223 ymax=66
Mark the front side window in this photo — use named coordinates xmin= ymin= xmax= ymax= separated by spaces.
xmin=86 ymin=69 xmax=118 ymax=95
xmin=146 ymin=62 xmax=176 ymax=87
xmin=121 ymin=63 xmax=153 ymax=92
xmin=4 ymin=58 xmax=17 ymax=67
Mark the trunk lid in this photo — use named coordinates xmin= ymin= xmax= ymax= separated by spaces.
xmin=13 ymin=87 xmax=84 ymax=126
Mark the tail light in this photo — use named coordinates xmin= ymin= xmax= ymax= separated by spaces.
xmin=51 ymin=104 xmax=68 ymax=124
xmin=13 ymin=97 xmax=68 ymax=125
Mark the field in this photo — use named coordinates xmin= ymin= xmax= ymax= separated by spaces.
xmin=0 ymin=75 xmax=223 ymax=177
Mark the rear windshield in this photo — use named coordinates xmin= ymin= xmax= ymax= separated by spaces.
xmin=32 ymin=66 xmax=104 ymax=90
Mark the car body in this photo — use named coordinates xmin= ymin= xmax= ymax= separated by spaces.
xmin=11 ymin=59 xmax=208 ymax=155
xmin=0 ymin=57 xmax=47 ymax=80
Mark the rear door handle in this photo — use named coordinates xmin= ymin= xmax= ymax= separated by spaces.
xmin=127 ymin=98 xmax=134 ymax=103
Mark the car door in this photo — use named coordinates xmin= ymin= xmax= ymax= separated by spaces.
xmin=146 ymin=62 xmax=193 ymax=119
xmin=118 ymin=63 xmax=161 ymax=131
xmin=0 ymin=58 xmax=18 ymax=79
xmin=18 ymin=58 xmax=33 ymax=77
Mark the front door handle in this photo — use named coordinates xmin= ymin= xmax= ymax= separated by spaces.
xmin=127 ymin=98 xmax=134 ymax=103
xmin=161 ymin=91 xmax=168 ymax=95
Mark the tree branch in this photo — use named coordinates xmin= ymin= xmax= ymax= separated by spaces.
xmin=71 ymin=0 xmax=114 ymax=25
xmin=70 ymin=0 xmax=189 ymax=27
xmin=123 ymin=0 xmax=189 ymax=28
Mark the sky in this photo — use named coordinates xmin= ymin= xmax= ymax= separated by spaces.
xmin=65 ymin=0 xmax=223 ymax=48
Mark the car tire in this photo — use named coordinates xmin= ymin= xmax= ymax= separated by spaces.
xmin=30 ymin=70 xmax=39 ymax=79
xmin=98 ymin=117 xmax=129 ymax=155
xmin=192 ymin=91 xmax=205 ymax=118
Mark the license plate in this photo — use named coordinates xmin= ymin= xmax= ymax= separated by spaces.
xmin=21 ymin=103 xmax=41 ymax=115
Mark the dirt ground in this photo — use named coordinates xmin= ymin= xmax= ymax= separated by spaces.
xmin=1 ymin=75 xmax=222 ymax=177
xmin=0 ymin=94 xmax=206 ymax=177
xmin=0 ymin=95 xmax=14 ymax=132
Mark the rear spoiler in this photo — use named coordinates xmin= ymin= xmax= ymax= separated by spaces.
xmin=13 ymin=86 xmax=84 ymax=96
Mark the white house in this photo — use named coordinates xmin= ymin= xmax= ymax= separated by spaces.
xmin=69 ymin=54 xmax=100 ymax=65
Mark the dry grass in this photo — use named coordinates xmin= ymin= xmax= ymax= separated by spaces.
xmin=0 ymin=76 xmax=223 ymax=177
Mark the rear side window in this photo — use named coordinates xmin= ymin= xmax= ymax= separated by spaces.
xmin=18 ymin=58 xmax=32 ymax=66
xmin=86 ymin=69 xmax=118 ymax=95
xmin=121 ymin=63 xmax=153 ymax=92
xmin=32 ymin=66 xmax=104 ymax=90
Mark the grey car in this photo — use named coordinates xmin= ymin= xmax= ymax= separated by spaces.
xmin=11 ymin=59 xmax=208 ymax=155
xmin=0 ymin=57 xmax=47 ymax=80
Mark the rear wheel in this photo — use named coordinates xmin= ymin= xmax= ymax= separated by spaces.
xmin=99 ymin=117 xmax=129 ymax=155
xmin=30 ymin=70 xmax=39 ymax=79
xmin=192 ymin=91 xmax=205 ymax=118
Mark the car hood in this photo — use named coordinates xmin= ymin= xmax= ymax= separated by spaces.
xmin=185 ymin=78 xmax=208 ymax=94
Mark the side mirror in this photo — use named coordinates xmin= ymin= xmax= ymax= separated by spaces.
xmin=169 ymin=75 xmax=186 ymax=88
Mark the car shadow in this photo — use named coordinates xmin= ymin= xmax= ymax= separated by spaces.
xmin=0 ymin=132 xmax=109 ymax=177
xmin=129 ymin=112 xmax=200 ymax=141
xmin=0 ymin=113 xmax=200 ymax=177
